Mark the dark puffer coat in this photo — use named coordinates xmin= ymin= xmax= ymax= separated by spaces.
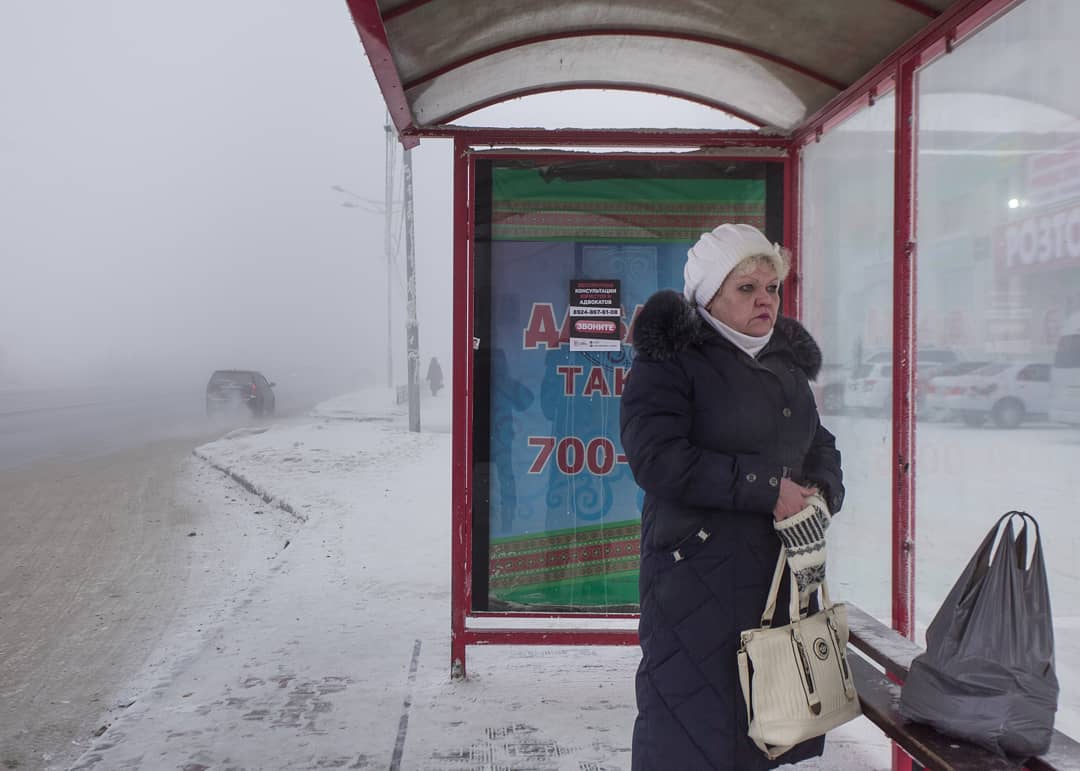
xmin=620 ymin=290 xmax=844 ymax=771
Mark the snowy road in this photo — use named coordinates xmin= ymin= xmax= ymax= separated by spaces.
xmin=0 ymin=381 xmax=349 ymax=472
xmin=0 ymin=439 xmax=210 ymax=769
xmin=0 ymin=386 xmax=210 ymax=471
xmin=0 ymin=435 xmax=304 ymax=771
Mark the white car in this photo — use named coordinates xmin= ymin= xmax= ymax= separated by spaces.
xmin=811 ymin=362 xmax=847 ymax=415
xmin=923 ymin=361 xmax=1050 ymax=428
xmin=916 ymin=360 xmax=991 ymax=421
xmin=844 ymin=363 xmax=892 ymax=414
xmin=1050 ymin=314 xmax=1080 ymax=425
xmin=846 ymin=349 xmax=962 ymax=416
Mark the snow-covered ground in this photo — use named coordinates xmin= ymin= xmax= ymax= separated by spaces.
xmin=62 ymin=387 xmax=898 ymax=770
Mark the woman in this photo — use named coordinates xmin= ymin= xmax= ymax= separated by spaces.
xmin=425 ymin=356 xmax=444 ymax=396
xmin=620 ymin=223 xmax=844 ymax=770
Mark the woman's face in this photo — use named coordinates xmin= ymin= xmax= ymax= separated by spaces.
xmin=706 ymin=263 xmax=780 ymax=336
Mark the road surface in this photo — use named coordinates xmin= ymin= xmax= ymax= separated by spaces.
xmin=0 ymin=439 xmax=217 ymax=769
xmin=0 ymin=382 xmax=336 ymax=769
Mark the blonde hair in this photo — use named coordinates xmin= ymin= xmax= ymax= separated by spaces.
xmin=726 ymin=247 xmax=791 ymax=285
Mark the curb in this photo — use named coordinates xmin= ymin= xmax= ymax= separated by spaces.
xmin=191 ymin=449 xmax=306 ymax=522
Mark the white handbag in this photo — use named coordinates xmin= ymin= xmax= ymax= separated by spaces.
xmin=736 ymin=544 xmax=862 ymax=759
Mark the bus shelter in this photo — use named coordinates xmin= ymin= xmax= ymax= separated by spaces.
xmin=345 ymin=0 xmax=1080 ymax=749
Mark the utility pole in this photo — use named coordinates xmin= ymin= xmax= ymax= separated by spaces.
xmin=403 ymin=146 xmax=421 ymax=433
xmin=383 ymin=113 xmax=395 ymax=390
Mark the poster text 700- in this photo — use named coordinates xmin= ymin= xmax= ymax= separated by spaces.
xmin=527 ymin=436 xmax=629 ymax=476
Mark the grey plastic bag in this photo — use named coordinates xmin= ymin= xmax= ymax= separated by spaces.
xmin=899 ymin=511 xmax=1058 ymax=757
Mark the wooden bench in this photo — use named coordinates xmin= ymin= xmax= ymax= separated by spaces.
xmin=845 ymin=606 xmax=1080 ymax=771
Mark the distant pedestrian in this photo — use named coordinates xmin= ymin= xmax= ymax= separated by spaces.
xmin=425 ymin=357 xmax=444 ymax=396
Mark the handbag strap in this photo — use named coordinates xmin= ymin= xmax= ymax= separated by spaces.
xmin=761 ymin=544 xmax=836 ymax=627
xmin=760 ymin=549 xmax=788 ymax=628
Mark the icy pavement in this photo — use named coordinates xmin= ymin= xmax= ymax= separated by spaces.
xmin=66 ymin=387 xmax=891 ymax=770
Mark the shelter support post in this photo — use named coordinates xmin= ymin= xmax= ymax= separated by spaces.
xmin=450 ymin=138 xmax=471 ymax=678
xmin=891 ymin=55 xmax=918 ymax=645
xmin=891 ymin=54 xmax=920 ymax=771
xmin=783 ymin=145 xmax=801 ymax=319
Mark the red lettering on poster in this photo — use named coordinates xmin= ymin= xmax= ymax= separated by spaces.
xmin=522 ymin=303 xmax=560 ymax=349
xmin=527 ymin=436 xmax=630 ymax=476
xmin=556 ymin=365 xmax=584 ymax=396
xmin=583 ymin=367 xmax=611 ymax=397
xmin=614 ymin=367 xmax=629 ymax=396
xmin=526 ymin=436 xmax=556 ymax=474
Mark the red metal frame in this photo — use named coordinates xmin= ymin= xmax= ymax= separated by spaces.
xmin=464 ymin=150 xmax=787 ymax=163
xmin=344 ymin=0 xmax=420 ymax=148
xmin=451 ymin=144 xmax=791 ymax=675
xmin=411 ymin=126 xmax=790 ymax=148
xmin=403 ymin=29 xmax=846 ymax=92
xmin=892 ymin=58 xmax=918 ymax=645
xmin=433 ymin=83 xmax=768 ymax=128
xmin=460 ymin=628 xmax=638 ymax=647
xmin=783 ymin=144 xmax=801 ymax=319
xmin=886 ymin=0 xmax=942 ymax=17
xmin=450 ymin=137 xmax=471 ymax=678
xmin=389 ymin=0 xmax=946 ymax=25
xmin=891 ymin=60 xmax=918 ymax=762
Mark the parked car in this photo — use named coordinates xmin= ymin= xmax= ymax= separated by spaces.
xmin=206 ymin=370 xmax=276 ymax=418
xmin=863 ymin=347 xmax=960 ymax=367
xmin=1050 ymin=313 xmax=1080 ymax=426
xmin=916 ymin=360 xmax=990 ymax=420
xmin=844 ymin=363 xmax=892 ymax=414
xmin=846 ymin=348 xmax=963 ymax=415
xmin=811 ymin=362 xmax=847 ymax=414
xmin=923 ymin=361 xmax=1050 ymax=428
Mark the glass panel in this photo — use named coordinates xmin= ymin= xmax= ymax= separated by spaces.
xmin=472 ymin=156 xmax=781 ymax=611
xmin=915 ymin=0 xmax=1080 ymax=734
xmin=801 ymin=92 xmax=896 ymax=620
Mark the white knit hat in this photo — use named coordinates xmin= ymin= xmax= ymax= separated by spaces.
xmin=682 ymin=223 xmax=781 ymax=307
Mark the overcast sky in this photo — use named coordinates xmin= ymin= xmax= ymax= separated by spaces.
xmin=0 ymin=1 xmax=743 ymax=393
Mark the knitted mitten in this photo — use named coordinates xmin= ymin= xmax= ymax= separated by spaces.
xmin=773 ymin=493 xmax=831 ymax=601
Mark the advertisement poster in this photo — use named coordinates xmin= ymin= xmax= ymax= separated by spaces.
xmin=569 ymin=279 xmax=622 ymax=352
xmin=477 ymin=159 xmax=768 ymax=610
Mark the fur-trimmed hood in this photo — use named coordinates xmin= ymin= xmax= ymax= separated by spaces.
xmin=631 ymin=289 xmax=823 ymax=379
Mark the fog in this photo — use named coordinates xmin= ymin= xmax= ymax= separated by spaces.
xmin=0 ymin=1 xmax=742 ymax=401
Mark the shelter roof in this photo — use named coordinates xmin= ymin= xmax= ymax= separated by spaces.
xmin=346 ymin=0 xmax=964 ymax=146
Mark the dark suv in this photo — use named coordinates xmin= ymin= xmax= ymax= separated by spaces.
xmin=205 ymin=370 xmax=276 ymax=418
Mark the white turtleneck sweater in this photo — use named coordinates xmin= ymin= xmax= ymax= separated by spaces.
xmin=698 ymin=305 xmax=773 ymax=358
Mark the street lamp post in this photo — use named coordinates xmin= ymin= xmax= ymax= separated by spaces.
xmin=403 ymin=147 xmax=420 ymax=433
xmin=382 ymin=118 xmax=394 ymax=391
xmin=332 ymin=114 xmax=419 ymax=431
xmin=331 ymin=176 xmax=395 ymax=393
